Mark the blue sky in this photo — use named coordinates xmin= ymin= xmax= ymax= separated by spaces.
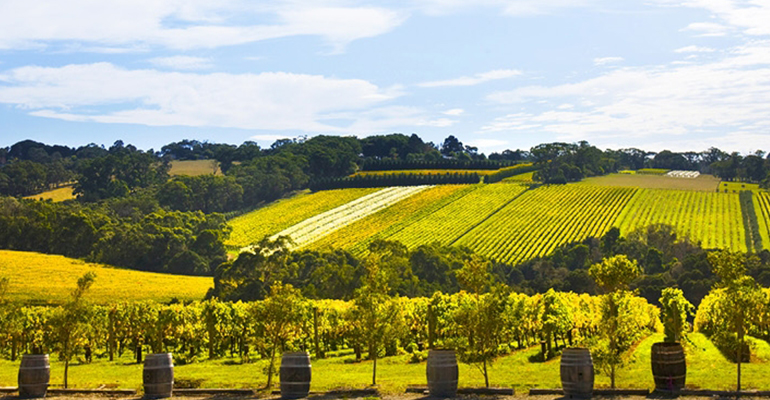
xmin=1 ymin=0 xmax=769 ymax=154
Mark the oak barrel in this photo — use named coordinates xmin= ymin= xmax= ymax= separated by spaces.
xmin=280 ymin=352 xmax=311 ymax=399
xmin=560 ymin=347 xmax=594 ymax=398
xmin=18 ymin=354 xmax=50 ymax=399
xmin=143 ymin=353 xmax=174 ymax=399
xmin=651 ymin=342 xmax=686 ymax=392
xmin=426 ymin=349 xmax=458 ymax=398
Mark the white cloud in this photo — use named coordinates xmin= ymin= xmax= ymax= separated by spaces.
xmin=671 ymin=0 xmax=770 ymax=37
xmin=483 ymin=41 xmax=770 ymax=145
xmin=418 ymin=69 xmax=521 ymax=88
xmin=148 ymin=56 xmax=213 ymax=70
xmin=467 ymin=138 xmax=509 ymax=153
xmin=416 ymin=0 xmax=597 ymax=16
xmin=0 ymin=63 xmax=407 ymax=132
xmin=682 ymin=22 xmax=729 ymax=37
xmin=0 ymin=1 xmax=406 ymax=52
xmin=593 ymin=57 xmax=624 ymax=66
xmin=674 ymin=45 xmax=716 ymax=53
xmin=442 ymin=108 xmax=464 ymax=115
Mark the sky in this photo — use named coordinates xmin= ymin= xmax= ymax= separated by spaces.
xmin=1 ymin=0 xmax=769 ymax=154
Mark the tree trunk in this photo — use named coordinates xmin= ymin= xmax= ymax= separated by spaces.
xmin=483 ymin=359 xmax=489 ymax=388
xmin=313 ymin=307 xmax=322 ymax=359
xmin=372 ymin=354 xmax=377 ymax=386
xmin=135 ymin=341 xmax=143 ymax=364
xmin=64 ymin=359 xmax=69 ymax=389
xmin=737 ymin=319 xmax=743 ymax=392
xmin=266 ymin=341 xmax=277 ymax=389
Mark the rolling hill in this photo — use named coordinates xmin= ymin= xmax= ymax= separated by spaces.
xmin=0 ymin=250 xmax=212 ymax=304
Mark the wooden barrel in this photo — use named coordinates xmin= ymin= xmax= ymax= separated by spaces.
xmin=651 ymin=342 xmax=686 ymax=392
xmin=426 ymin=349 xmax=458 ymax=398
xmin=18 ymin=354 xmax=50 ymax=399
xmin=143 ymin=353 xmax=174 ymax=399
xmin=560 ymin=347 xmax=594 ymax=398
xmin=280 ymin=352 xmax=311 ymax=399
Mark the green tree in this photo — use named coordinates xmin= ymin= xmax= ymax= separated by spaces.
xmin=54 ymin=272 xmax=96 ymax=388
xmin=588 ymin=255 xmax=641 ymax=388
xmin=708 ymin=251 xmax=764 ymax=391
xmin=258 ymin=283 xmax=307 ymax=389
xmin=659 ymin=288 xmax=694 ymax=343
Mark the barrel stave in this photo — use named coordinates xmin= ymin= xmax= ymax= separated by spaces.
xmin=280 ymin=352 xmax=312 ymax=399
xmin=560 ymin=348 xmax=594 ymax=399
xmin=143 ymin=353 xmax=174 ymax=399
xmin=426 ymin=349 xmax=458 ymax=398
xmin=18 ymin=354 xmax=50 ymax=399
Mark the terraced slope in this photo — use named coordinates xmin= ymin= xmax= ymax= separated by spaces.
xmin=455 ymin=185 xmax=636 ymax=264
xmin=226 ymin=188 xmax=379 ymax=248
xmin=382 ymin=184 xmax=529 ymax=250
xmin=0 ymin=250 xmax=211 ymax=304
xmin=273 ymin=185 xmax=432 ymax=250
xmin=308 ymin=185 xmax=474 ymax=254
xmin=615 ymin=189 xmax=747 ymax=252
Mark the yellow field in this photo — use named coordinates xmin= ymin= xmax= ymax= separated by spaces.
xmin=0 ymin=250 xmax=212 ymax=304
xmin=308 ymin=185 xmax=470 ymax=253
xmin=225 ymin=188 xmax=380 ymax=248
xmin=501 ymin=171 xmax=535 ymax=183
xmin=719 ymin=181 xmax=760 ymax=192
xmin=23 ymin=186 xmax=75 ymax=202
xmin=169 ymin=160 xmax=222 ymax=176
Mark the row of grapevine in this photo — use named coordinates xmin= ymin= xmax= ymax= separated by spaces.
xmin=383 ymin=184 xmax=529 ymax=250
xmin=270 ymin=186 xmax=432 ymax=250
xmin=306 ymin=185 xmax=470 ymax=253
xmin=361 ymin=159 xmax=517 ymax=171
xmin=0 ymin=291 xmax=659 ymax=367
xmin=752 ymin=191 xmax=770 ymax=251
xmin=615 ymin=189 xmax=747 ymax=252
xmin=226 ymin=188 xmax=379 ymax=248
xmin=456 ymin=186 xmax=637 ymax=265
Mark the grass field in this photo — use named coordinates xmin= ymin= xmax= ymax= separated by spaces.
xmin=225 ymin=188 xmax=380 ymax=248
xmin=22 ymin=186 xmax=76 ymax=202
xmin=351 ymin=164 xmax=533 ymax=178
xmin=501 ymin=171 xmax=535 ymax=183
xmin=637 ymin=168 xmax=670 ymax=175
xmin=0 ymin=250 xmax=212 ymax=304
xmin=169 ymin=160 xmax=222 ymax=176
xmin=0 ymin=332 xmax=765 ymax=392
xmin=578 ymin=173 xmax=721 ymax=191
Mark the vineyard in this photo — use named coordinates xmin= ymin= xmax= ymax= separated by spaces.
xmin=0 ymin=250 xmax=212 ymax=304
xmin=455 ymin=186 xmax=636 ymax=265
xmin=270 ymin=186 xmax=431 ymax=250
xmin=226 ymin=188 xmax=379 ymax=248
xmin=615 ymin=189 xmax=749 ymax=252
xmin=384 ymin=184 xmax=529 ymax=250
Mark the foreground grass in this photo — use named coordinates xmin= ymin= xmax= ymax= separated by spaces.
xmin=0 ymin=333 xmax=766 ymax=393
xmin=0 ymin=250 xmax=212 ymax=304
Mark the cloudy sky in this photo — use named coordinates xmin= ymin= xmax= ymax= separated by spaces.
xmin=1 ymin=0 xmax=769 ymax=154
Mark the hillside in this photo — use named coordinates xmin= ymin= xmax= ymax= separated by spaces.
xmin=0 ymin=250 xmax=212 ymax=304
xmin=229 ymin=173 xmax=770 ymax=265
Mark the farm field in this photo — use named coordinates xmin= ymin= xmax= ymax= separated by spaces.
xmin=382 ymin=184 xmax=529 ymax=250
xmin=351 ymin=163 xmax=534 ymax=178
xmin=307 ymin=185 xmax=471 ymax=253
xmin=22 ymin=186 xmax=75 ymax=202
xmin=455 ymin=185 xmax=636 ymax=265
xmin=169 ymin=160 xmax=222 ymax=176
xmin=578 ymin=173 xmax=721 ymax=191
xmin=719 ymin=181 xmax=761 ymax=192
xmin=0 ymin=250 xmax=212 ymax=304
xmin=0 ymin=333 xmax=766 ymax=392
xmin=225 ymin=188 xmax=379 ymax=248
xmin=614 ymin=189 xmax=748 ymax=252
xmin=501 ymin=171 xmax=535 ymax=183
xmin=272 ymin=186 xmax=432 ymax=250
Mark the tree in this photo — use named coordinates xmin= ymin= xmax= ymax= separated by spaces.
xmin=588 ymin=255 xmax=641 ymax=388
xmin=257 ymin=283 xmax=307 ymax=389
xmin=708 ymin=251 xmax=763 ymax=391
xmin=659 ymin=288 xmax=694 ymax=343
xmin=352 ymin=255 xmax=398 ymax=386
xmin=54 ymin=272 xmax=96 ymax=388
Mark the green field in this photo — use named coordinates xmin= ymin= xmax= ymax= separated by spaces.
xmin=0 ymin=333 xmax=766 ymax=392
xmin=169 ymin=160 xmax=222 ymax=176
xmin=0 ymin=250 xmax=212 ymax=304
xmin=615 ymin=189 xmax=748 ymax=252
xmin=719 ymin=181 xmax=761 ymax=192
xmin=456 ymin=185 xmax=636 ymax=265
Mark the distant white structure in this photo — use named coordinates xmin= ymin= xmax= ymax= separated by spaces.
xmin=666 ymin=170 xmax=700 ymax=178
